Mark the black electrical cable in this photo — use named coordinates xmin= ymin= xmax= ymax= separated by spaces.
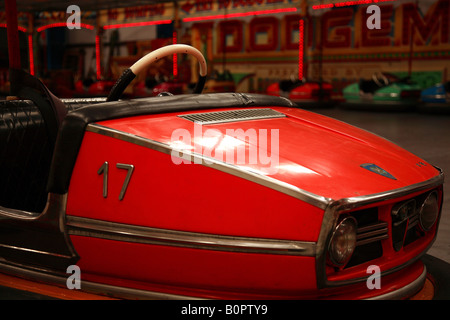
xmin=106 ymin=68 xmax=136 ymax=102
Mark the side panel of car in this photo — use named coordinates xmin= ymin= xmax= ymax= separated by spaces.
xmin=64 ymin=130 xmax=324 ymax=298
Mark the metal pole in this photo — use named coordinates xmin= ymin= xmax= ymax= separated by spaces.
xmin=5 ymin=0 xmax=21 ymax=70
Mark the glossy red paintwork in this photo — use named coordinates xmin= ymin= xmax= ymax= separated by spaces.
xmin=66 ymin=131 xmax=324 ymax=240
xmin=70 ymin=235 xmax=317 ymax=299
xmin=93 ymin=107 xmax=440 ymax=200
xmin=64 ymin=105 xmax=441 ymax=299
xmin=69 ymin=234 xmax=426 ymax=299
xmin=65 ymin=110 xmax=326 ymax=298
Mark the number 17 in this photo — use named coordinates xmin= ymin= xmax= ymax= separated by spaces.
xmin=97 ymin=162 xmax=134 ymax=201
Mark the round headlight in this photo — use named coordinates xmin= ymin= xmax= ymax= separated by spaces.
xmin=328 ymin=217 xmax=357 ymax=267
xmin=419 ymin=191 xmax=439 ymax=231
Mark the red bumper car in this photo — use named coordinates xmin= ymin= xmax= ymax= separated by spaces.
xmin=74 ymin=78 xmax=116 ymax=98
xmin=0 ymin=45 xmax=444 ymax=300
xmin=267 ymin=78 xmax=336 ymax=108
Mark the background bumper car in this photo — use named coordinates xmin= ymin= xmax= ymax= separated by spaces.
xmin=341 ymin=72 xmax=422 ymax=111
xmin=202 ymin=70 xmax=236 ymax=93
xmin=266 ymin=78 xmax=336 ymax=108
xmin=418 ymin=82 xmax=450 ymax=114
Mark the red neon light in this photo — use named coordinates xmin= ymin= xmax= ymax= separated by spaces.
xmin=95 ymin=35 xmax=101 ymax=80
xmin=103 ymin=20 xmax=172 ymax=30
xmin=0 ymin=23 xmax=27 ymax=32
xmin=173 ymin=31 xmax=178 ymax=79
xmin=37 ymin=22 xmax=95 ymax=32
xmin=182 ymin=7 xmax=298 ymax=22
xmin=28 ymin=34 xmax=35 ymax=76
xmin=298 ymin=19 xmax=304 ymax=80
xmin=312 ymin=0 xmax=396 ymax=10
xmin=312 ymin=3 xmax=334 ymax=9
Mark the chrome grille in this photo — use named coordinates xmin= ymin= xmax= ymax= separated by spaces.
xmin=178 ymin=108 xmax=286 ymax=125
xmin=356 ymin=221 xmax=389 ymax=246
xmin=344 ymin=207 xmax=384 ymax=268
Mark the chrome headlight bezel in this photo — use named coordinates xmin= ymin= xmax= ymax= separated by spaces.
xmin=418 ymin=191 xmax=439 ymax=232
xmin=327 ymin=216 xmax=357 ymax=267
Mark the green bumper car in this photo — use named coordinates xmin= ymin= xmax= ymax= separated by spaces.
xmin=341 ymin=73 xmax=421 ymax=111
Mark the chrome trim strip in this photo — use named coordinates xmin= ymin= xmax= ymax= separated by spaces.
xmin=61 ymin=97 xmax=107 ymax=104
xmin=66 ymin=216 xmax=316 ymax=256
xmin=331 ymin=169 xmax=444 ymax=212
xmin=0 ymin=243 xmax=73 ymax=259
xmin=0 ymin=193 xmax=65 ymax=221
xmin=366 ymin=266 xmax=427 ymax=300
xmin=0 ymin=206 xmax=39 ymax=220
xmin=87 ymin=123 xmax=331 ymax=210
xmin=0 ymin=260 xmax=200 ymax=300
xmin=79 ymin=278 xmax=203 ymax=300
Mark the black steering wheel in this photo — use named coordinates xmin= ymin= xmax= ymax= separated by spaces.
xmin=107 ymin=44 xmax=208 ymax=101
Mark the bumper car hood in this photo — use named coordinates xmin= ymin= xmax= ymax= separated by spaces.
xmin=97 ymin=106 xmax=440 ymax=201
